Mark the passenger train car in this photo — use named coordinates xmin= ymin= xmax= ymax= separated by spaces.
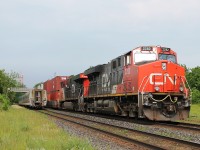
xmin=18 ymin=89 xmax=47 ymax=109
xmin=44 ymin=46 xmax=191 ymax=121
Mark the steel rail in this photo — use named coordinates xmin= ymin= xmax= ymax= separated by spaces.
xmin=157 ymin=121 xmax=200 ymax=132
xmin=45 ymin=108 xmax=200 ymax=132
xmin=39 ymin=110 xmax=164 ymax=150
xmin=42 ymin=109 xmax=200 ymax=149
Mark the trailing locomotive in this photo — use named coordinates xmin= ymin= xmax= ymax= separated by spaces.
xmin=18 ymin=89 xmax=47 ymax=109
xmin=43 ymin=76 xmax=68 ymax=108
xmin=45 ymin=46 xmax=191 ymax=121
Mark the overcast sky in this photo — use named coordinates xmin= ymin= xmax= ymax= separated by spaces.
xmin=0 ymin=0 xmax=200 ymax=88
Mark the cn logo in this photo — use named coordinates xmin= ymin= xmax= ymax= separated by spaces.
xmin=149 ymin=73 xmax=176 ymax=85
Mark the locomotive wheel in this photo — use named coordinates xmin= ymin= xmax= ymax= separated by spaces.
xmin=161 ymin=103 xmax=177 ymax=118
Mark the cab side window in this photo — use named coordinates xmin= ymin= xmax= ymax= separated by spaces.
xmin=124 ymin=53 xmax=131 ymax=66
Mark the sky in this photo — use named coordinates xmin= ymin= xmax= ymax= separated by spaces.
xmin=0 ymin=0 xmax=200 ymax=88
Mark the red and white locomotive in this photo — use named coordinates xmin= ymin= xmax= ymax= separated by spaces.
xmin=44 ymin=46 xmax=191 ymax=121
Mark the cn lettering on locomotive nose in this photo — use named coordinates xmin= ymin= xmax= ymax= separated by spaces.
xmin=149 ymin=73 xmax=176 ymax=85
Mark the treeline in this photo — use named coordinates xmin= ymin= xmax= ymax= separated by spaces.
xmin=0 ymin=70 xmax=24 ymax=110
xmin=184 ymin=65 xmax=200 ymax=104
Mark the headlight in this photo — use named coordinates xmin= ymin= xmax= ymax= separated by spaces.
xmin=179 ymin=87 xmax=184 ymax=92
xmin=154 ymin=86 xmax=160 ymax=92
xmin=162 ymin=62 xmax=167 ymax=70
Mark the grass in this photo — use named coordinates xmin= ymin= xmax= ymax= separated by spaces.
xmin=179 ymin=103 xmax=200 ymax=124
xmin=0 ymin=106 xmax=94 ymax=150
xmin=189 ymin=103 xmax=200 ymax=121
xmin=190 ymin=104 xmax=200 ymax=121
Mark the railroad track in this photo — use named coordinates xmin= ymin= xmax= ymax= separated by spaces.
xmin=39 ymin=109 xmax=200 ymax=150
xmin=39 ymin=110 xmax=162 ymax=150
xmin=68 ymin=109 xmax=200 ymax=132
xmin=157 ymin=121 xmax=200 ymax=132
xmin=87 ymin=112 xmax=200 ymax=132
xmin=45 ymin=108 xmax=200 ymax=132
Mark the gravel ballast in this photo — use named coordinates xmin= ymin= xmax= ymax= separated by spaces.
xmin=47 ymin=109 xmax=200 ymax=148
xmin=53 ymin=119 xmax=134 ymax=150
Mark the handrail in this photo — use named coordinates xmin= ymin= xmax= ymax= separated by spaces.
xmin=181 ymin=76 xmax=192 ymax=100
xmin=138 ymin=75 xmax=148 ymax=93
xmin=141 ymin=76 xmax=150 ymax=94
xmin=181 ymin=76 xmax=191 ymax=92
xmin=137 ymin=75 xmax=149 ymax=118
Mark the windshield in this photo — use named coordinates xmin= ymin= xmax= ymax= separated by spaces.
xmin=158 ymin=54 xmax=176 ymax=63
xmin=134 ymin=53 xmax=156 ymax=64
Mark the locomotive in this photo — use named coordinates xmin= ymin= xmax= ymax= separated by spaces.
xmin=44 ymin=46 xmax=191 ymax=121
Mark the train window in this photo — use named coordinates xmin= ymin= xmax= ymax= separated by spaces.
xmin=124 ymin=55 xmax=131 ymax=66
xmin=159 ymin=54 xmax=176 ymax=63
xmin=112 ymin=61 xmax=116 ymax=69
xmin=127 ymin=55 xmax=130 ymax=65
xmin=134 ymin=53 xmax=156 ymax=64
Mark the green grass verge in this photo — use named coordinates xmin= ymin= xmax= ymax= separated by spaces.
xmin=0 ymin=106 xmax=94 ymax=150
xmin=189 ymin=104 xmax=200 ymax=120
xmin=180 ymin=104 xmax=200 ymax=124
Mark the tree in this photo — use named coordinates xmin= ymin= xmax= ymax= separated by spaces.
xmin=191 ymin=88 xmax=200 ymax=104
xmin=0 ymin=70 xmax=16 ymax=94
xmin=187 ymin=66 xmax=200 ymax=91
xmin=0 ymin=69 xmax=23 ymax=108
xmin=180 ymin=64 xmax=190 ymax=75
xmin=181 ymin=65 xmax=200 ymax=104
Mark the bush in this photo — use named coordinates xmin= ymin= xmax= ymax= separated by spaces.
xmin=192 ymin=88 xmax=200 ymax=104
xmin=0 ymin=94 xmax=10 ymax=111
